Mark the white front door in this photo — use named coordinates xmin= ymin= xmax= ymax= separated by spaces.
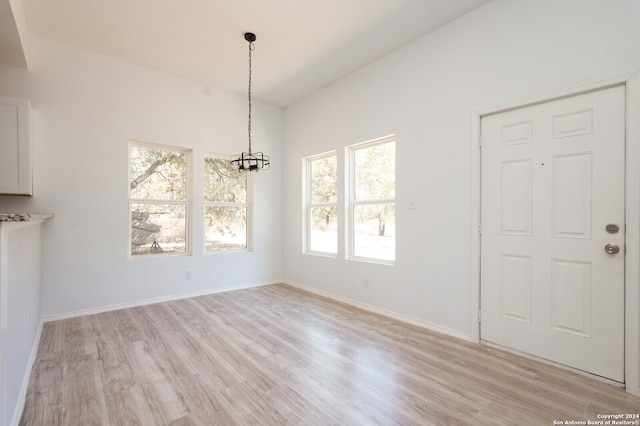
xmin=480 ymin=86 xmax=626 ymax=382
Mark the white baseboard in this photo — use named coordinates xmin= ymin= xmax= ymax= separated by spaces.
xmin=282 ymin=279 xmax=471 ymax=342
xmin=42 ymin=279 xmax=280 ymax=322
xmin=628 ymin=384 xmax=640 ymax=397
xmin=10 ymin=319 xmax=44 ymax=426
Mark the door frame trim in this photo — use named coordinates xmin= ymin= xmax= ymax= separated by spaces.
xmin=470 ymin=72 xmax=640 ymax=395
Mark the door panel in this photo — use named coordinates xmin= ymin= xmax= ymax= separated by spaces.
xmin=481 ymin=86 xmax=625 ymax=382
xmin=501 ymin=160 xmax=532 ymax=236
xmin=500 ymin=254 xmax=532 ymax=322
xmin=551 ymin=152 xmax=592 ymax=238
xmin=551 ymin=259 xmax=591 ymax=337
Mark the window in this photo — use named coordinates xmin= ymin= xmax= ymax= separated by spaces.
xmin=204 ymin=154 xmax=250 ymax=252
xmin=348 ymin=136 xmax=396 ymax=263
xmin=129 ymin=142 xmax=190 ymax=256
xmin=304 ymin=152 xmax=338 ymax=255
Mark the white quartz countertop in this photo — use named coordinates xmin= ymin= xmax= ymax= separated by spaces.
xmin=0 ymin=213 xmax=54 ymax=222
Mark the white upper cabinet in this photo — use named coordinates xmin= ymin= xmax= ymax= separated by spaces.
xmin=0 ymin=95 xmax=32 ymax=195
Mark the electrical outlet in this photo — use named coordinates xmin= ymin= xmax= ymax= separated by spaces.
xmin=363 ymin=279 xmax=369 ymax=289
xmin=185 ymin=270 xmax=192 ymax=280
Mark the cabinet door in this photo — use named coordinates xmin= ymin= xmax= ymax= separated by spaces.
xmin=0 ymin=96 xmax=32 ymax=195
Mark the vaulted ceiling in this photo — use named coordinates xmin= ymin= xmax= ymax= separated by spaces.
xmin=1 ymin=0 xmax=488 ymax=106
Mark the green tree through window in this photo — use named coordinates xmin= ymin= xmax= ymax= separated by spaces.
xmin=305 ymin=153 xmax=338 ymax=254
xmin=129 ymin=143 xmax=190 ymax=256
xmin=350 ymin=137 xmax=396 ymax=262
xmin=204 ymin=155 xmax=249 ymax=252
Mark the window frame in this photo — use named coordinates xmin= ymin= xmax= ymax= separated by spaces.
xmin=303 ymin=151 xmax=338 ymax=257
xmin=128 ymin=140 xmax=192 ymax=258
xmin=346 ymin=135 xmax=396 ymax=265
xmin=203 ymin=152 xmax=253 ymax=253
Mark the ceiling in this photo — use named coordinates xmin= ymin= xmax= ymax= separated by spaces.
xmin=2 ymin=0 xmax=488 ymax=106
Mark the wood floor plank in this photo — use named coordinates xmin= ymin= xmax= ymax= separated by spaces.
xmin=20 ymin=283 xmax=640 ymax=425
xmin=36 ymin=320 xmax=65 ymax=356
xmin=19 ymin=349 xmax=65 ymax=426
xmin=103 ymin=386 xmax=150 ymax=426
xmin=140 ymin=379 xmax=190 ymax=425
xmin=19 ymin=394 xmax=63 ymax=426
xmin=62 ymin=317 xmax=97 ymax=360
xmin=97 ymin=342 xmax=138 ymax=395
xmin=61 ymin=353 xmax=109 ymax=426
xmin=173 ymin=375 xmax=236 ymax=425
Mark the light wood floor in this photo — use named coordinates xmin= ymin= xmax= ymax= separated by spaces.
xmin=20 ymin=284 xmax=640 ymax=425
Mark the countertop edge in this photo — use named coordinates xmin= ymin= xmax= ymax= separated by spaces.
xmin=0 ymin=213 xmax=54 ymax=223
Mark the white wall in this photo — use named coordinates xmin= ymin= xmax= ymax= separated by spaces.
xmin=0 ymin=220 xmax=46 ymax=426
xmin=0 ymin=36 xmax=283 ymax=317
xmin=282 ymin=0 xmax=640 ymax=336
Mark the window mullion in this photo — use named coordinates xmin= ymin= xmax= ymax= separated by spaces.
xmin=352 ymin=199 xmax=395 ymax=205
xmin=131 ymin=198 xmax=187 ymax=205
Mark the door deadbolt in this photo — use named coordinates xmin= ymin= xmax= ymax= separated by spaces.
xmin=604 ymin=244 xmax=620 ymax=255
xmin=605 ymin=224 xmax=620 ymax=234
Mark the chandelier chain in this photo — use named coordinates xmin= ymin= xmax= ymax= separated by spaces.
xmin=247 ymin=39 xmax=254 ymax=154
xmin=230 ymin=32 xmax=269 ymax=172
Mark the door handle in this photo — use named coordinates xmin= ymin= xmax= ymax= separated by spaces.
xmin=604 ymin=244 xmax=620 ymax=255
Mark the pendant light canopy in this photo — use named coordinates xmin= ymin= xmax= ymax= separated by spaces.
xmin=230 ymin=32 xmax=270 ymax=172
